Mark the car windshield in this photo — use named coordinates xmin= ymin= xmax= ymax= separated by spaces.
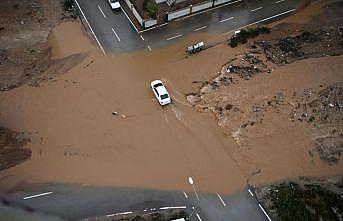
xmin=110 ymin=0 xmax=118 ymax=3
xmin=154 ymin=83 xmax=163 ymax=88
xmin=160 ymin=94 xmax=169 ymax=100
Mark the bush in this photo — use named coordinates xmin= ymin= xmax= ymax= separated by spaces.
xmin=268 ymin=182 xmax=343 ymax=221
xmin=63 ymin=0 xmax=74 ymax=11
xmin=229 ymin=27 xmax=270 ymax=47
xmin=144 ymin=0 xmax=158 ymax=19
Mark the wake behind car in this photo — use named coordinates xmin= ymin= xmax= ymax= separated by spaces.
xmin=151 ymin=80 xmax=171 ymax=106
xmin=108 ymin=0 xmax=121 ymax=10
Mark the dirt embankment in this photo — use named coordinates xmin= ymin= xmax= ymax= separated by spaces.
xmin=187 ymin=0 xmax=343 ymax=184
xmin=0 ymin=0 xmax=82 ymax=91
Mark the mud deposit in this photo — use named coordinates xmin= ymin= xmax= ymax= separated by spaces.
xmin=0 ymin=0 xmax=342 ymax=197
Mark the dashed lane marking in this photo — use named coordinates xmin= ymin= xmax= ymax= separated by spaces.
xmin=98 ymin=5 xmax=106 ymax=18
xmin=259 ymin=204 xmax=272 ymax=221
xmin=196 ymin=213 xmax=202 ymax=221
xmin=248 ymin=189 xmax=254 ymax=197
xmin=219 ymin=16 xmax=234 ymax=23
xmin=275 ymin=0 xmax=285 ymax=3
xmin=112 ymin=27 xmax=121 ymax=42
xmin=140 ymin=35 xmax=145 ymax=41
xmin=193 ymin=25 xmax=207 ymax=32
xmin=222 ymin=9 xmax=296 ymax=36
xmin=166 ymin=34 xmax=183 ymax=41
xmin=217 ymin=193 xmax=227 ymax=206
xmin=251 ymin=6 xmax=263 ymax=12
xmin=183 ymin=191 xmax=188 ymax=199
xmin=107 ymin=211 xmax=133 ymax=217
xmin=74 ymin=0 xmax=106 ymax=56
xmin=160 ymin=206 xmax=187 ymax=210
xmin=23 ymin=192 xmax=53 ymax=200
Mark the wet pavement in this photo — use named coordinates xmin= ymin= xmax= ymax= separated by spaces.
xmin=4 ymin=183 xmax=269 ymax=220
xmin=75 ymin=0 xmax=299 ymax=53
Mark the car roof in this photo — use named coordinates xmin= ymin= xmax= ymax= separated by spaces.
xmin=156 ymin=85 xmax=168 ymax=95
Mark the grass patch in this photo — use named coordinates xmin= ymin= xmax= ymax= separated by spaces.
xmin=229 ymin=27 xmax=270 ymax=47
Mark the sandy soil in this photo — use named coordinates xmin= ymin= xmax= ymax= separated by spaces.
xmin=0 ymin=0 xmax=342 ymax=195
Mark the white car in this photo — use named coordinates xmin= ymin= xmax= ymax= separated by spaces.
xmin=151 ymin=80 xmax=172 ymax=106
xmin=108 ymin=0 xmax=121 ymax=10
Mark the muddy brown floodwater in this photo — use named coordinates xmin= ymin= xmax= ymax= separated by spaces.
xmin=0 ymin=1 xmax=342 ymax=195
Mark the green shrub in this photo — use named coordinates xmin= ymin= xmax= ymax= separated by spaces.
xmin=144 ymin=0 xmax=158 ymax=19
xmin=229 ymin=27 xmax=270 ymax=47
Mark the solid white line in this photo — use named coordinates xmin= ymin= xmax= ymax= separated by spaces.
xmin=183 ymin=191 xmax=188 ymax=199
xmin=175 ymin=0 xmax=242 ymax=22
xmin=259 ymin=204 xmax=272 ymax=221
xmin=107 ymin=211 xmax=133 ymax=217
xmin=223 ymin=8 xmax=296 ymax=36
xmin=140 ymin=35 xmax=145 ymax=41
xmin=112 ymin=27 xmax=121 ymax=42
xmin=159 ymin=206 xmax=187 ymax=210
xmin=147 ymin=45 xmax=151 ymax=51
xmin=98 ymin=5 xmax=106 ymax=18
xmin=139 ymin=22 xmax=168 ymax=34
xmin=193 ymin=25 xmax=207 ymax=32
xmin=251 ymin=6 xmax=263 ymax=12
xmin=121 ymin=6 xmax=140 ymax=33
xmin=196 ymin=213 xmax=202 ymax=221
xmin=23 ymin=192 xmax=53 ymax=200
xmin=219 ymin=16 xmax=234 ymax=23
xmin=275 ymin=0 xmax=285 ymax=3
xmin=248 ymin=189 xmax=254 ymax=197
xmin=74 ymin=0 xmax=106 ymax=56
xmin=217 ymin=193 xmax=227 ymax=206
xmin=166 ymin=34 xmax=183 ymax=41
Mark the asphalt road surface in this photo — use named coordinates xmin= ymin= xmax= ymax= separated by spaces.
xmin=75 ymin=0 xmax=300 ymax=54
xmin=4 ymin=183 xmax=270 ymax=221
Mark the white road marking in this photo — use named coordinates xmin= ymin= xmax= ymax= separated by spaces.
xmin=183 ymin=191 xmax=188 ymax=199
xmin=259 ymin=204 xmax=272 ymax=221
xmin=107 ymin=211 xmax=133 ymax=217
xmin=166 ymin=34 xmax=183 ymax=41
xmin=23 ymin=192 xmax=53 ymax=200
xmin=193 ymin=25 xmax=207 ymax=32
xmin=248 ymin=189 xmax=254 ymax=197
xmin=222 ymin=9 xmax=296 ymax=36
xmin=217 ymin=193 xmax=227 ymax=206
xmin=219 ymin=16 xmax=234 ymax=23
xmin=275 ymin=0 xmax=285 ymax=3
xmin=147 ymin=45 xmax=152 ymax=51
xmin=112 ymin=27 xmax=121 ymax=42
xmin=74 ymin=0 xmax=106 ymax=56
xmin=140 ymin=35 xmax=145 ymax=41
xmin=159 ymin=206 xmax=187 ymax=210
xmin=196 ymin=213 xmax=202 ymax=221
xmin=98 ymin=5 xmax=106 ymax=18
xmin=139 ymin=22 xmax=168 ymax=34
xmin=251 ymin=6 xmax=263 ymax=12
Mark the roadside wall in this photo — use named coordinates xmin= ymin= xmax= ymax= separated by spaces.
xmin=131 ymin=5 xmax=144 ymax=26
xmin=214 ymin=0 xmax=232 ymax=6
xmin=192 ymin=0 xmax=213 ymax=13
xmin=145 ymin=19 xmax=157 ymax=28
xmin=167 ymin=7 xmax=191 ymax=21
